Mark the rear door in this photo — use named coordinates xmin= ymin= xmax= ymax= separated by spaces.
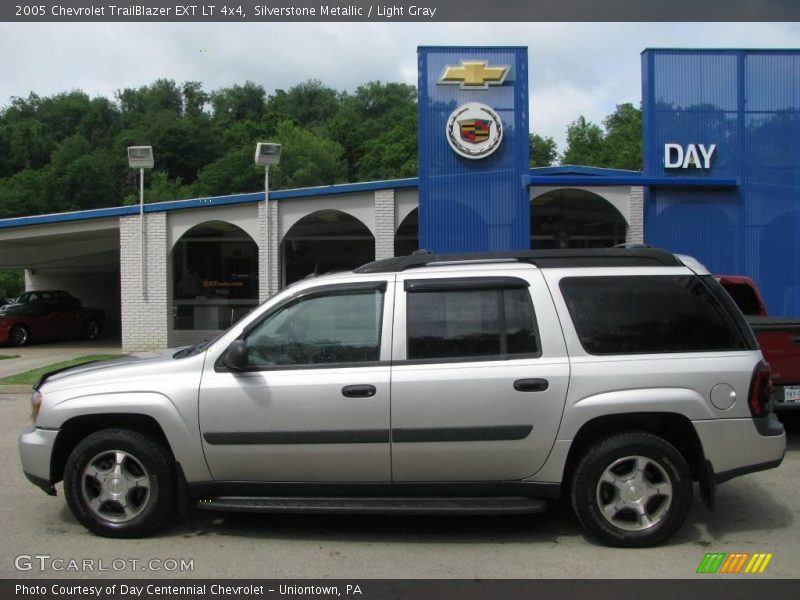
xmin=389 ymin=267 xmax=570 ymax=482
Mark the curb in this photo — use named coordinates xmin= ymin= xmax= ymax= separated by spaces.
xmin=0 ymin=384 xmax=32 ymax=394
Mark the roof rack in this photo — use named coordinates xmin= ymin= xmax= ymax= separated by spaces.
xmin=355 ymin=248 xmax=682 ymax=273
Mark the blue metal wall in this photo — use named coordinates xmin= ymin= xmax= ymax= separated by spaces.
xmin=643 ymin=49 xmax=800 ymax=316
xmin=418 ymin=47 xmax=530 ymax=253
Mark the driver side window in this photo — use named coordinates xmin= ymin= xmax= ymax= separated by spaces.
xmin=245 ymin=287 xmax=385 ymax=368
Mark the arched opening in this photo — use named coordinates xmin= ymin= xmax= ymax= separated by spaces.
xmin=281 ymin=210 xmax=375 ymax=286
xmin=395 ymin=207 xmax=419 ymax=256
xmin=531 ymin=189 xmax=627 ymax=249
xmin=171 ymin=220 xmax=258 ymax=331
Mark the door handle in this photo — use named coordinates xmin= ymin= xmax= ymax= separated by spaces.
xmin=342 ymin=384 xmax=377 ymax=398
xmin=513 ymin=378 xmax=549 ymax=392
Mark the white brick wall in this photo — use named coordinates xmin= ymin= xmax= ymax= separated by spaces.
xmin=374 ymin=189 xmax=396 ymax=260
xmin=256 ymin=201 xmax=281 ymax=301
xmin=626 ymin=186 xmax=645 ymax=244
xmin=269 ymin=200 xmax=280 ymax=296
xmin=120 ymin=212 xmax=169 ymax=351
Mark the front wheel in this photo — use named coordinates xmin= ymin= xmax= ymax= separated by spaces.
xmin=571 ymin=431 xmax=692 ymax=548
xmin=64 ymin=428 xmax=175 ymax=537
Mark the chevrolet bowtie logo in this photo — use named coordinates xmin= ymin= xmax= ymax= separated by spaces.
xmin=439 ymin=60 xmax=510 ymax=89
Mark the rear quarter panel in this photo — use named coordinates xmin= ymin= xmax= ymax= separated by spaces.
xmin=541 ymin=267 xmax=762 ymax=438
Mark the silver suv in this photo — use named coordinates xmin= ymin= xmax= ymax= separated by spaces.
xmin=18 ymin=248 xmax=786 ymax=547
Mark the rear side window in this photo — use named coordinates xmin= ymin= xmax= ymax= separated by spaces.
xmin=560 ymin=275 xmax=749 ymax=355
xmin=406 ymin=285 xmax=539 ymax=360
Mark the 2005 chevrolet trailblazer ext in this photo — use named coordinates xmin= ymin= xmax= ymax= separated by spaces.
xmin=19 ymin=248 xmax=786 ymax=547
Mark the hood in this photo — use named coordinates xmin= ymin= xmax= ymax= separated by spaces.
xmin=36 ymin=348 xmax=184 ymax=389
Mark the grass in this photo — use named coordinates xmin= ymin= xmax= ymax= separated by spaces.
xmin=0 ymin=354 xmax=19 ymax=360
xmin=0 ymin=354 xmax=124 ymax=386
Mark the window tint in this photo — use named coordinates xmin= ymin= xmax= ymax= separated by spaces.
xmin=245 ymin=289 xmax=384 ymax=367
xmin=560 ymin=275 xmax=749 ymax=355
xmin=406 ymin=287 xmax=539 ymax=360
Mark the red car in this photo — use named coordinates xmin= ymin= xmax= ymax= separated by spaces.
xmin=0 ymin=290 xmax=105 ymax=346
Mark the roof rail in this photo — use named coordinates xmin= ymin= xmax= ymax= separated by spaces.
xmin=355 ymin=248 xmax=682 ymax=274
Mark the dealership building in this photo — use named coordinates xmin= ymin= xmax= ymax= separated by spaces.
xmin=0 ymin=47 xmax=798 ymax=351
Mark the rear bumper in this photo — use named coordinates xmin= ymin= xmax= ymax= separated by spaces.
xmin=18 ymin=426 xmax=58 ymax=495
xmin=693 ymin=415 xmax=785 ymax=484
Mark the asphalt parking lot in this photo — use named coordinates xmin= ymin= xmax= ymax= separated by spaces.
xmin=1 ymin=391 xmax=798 ymax=580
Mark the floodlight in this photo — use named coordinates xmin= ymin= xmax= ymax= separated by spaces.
xmin=255 ymin=142 xmax=282 ymax=166
xmin=127 ymin=146 xmax=154 ymax=169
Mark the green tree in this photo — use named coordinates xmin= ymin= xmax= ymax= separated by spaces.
xmin=116 ymin=79 xmax=183 ymax=121
xmin=561 ymin=104 xmax=643 ymax=169
xmin=181 ymin=81 xmax=209 ymax=118
xmin=267 ymin=80 xmax=340 ymax=129
xmin=0 ymin=270 xmax=23 ymax=299
xmin=561 ymin=116 xmax=605 ymax=166
xmin=193 ymin=148 xmax=263 ymax=197
xmin=329 ymin=81 xmax=417 ymax=181
xmin=601 ymin=103 xmax=642 ymax=170
xmin=0 ymin=166 xmax=55 ymax=217
xmin=529 ymin=133 xmax=558 ymax=167
xmin=47 ymin=135 xmax=123 ymax=212
xmin=270 ymin=120 xmax=347 ymax=189
xmin=210 ymin=81 xmax=266 ymax=126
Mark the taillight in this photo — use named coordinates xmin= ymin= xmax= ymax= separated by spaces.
xmin=748 ymin=360 xmax=773 ymax=418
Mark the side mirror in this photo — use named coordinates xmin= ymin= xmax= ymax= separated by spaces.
xmin=224 ymin=339 xmax=249 ymax=370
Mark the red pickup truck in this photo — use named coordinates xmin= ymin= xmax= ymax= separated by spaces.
xmin=717 ymin=276 xmax=800 ymax=411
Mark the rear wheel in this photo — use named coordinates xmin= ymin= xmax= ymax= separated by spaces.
xmin=9 ymin=324 xmax=30 ymax=346
xmin=571 ymin=431 xmax=692 ymax=547
xmin=81 ymin=318 xmax=101 ymax=340
xmin=64 ymin=428 xmax=175 ymax=537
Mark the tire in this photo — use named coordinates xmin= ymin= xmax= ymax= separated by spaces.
xmin=571 ymin=431 xmax=693 ymax=548
xmin=9 ymin=324 xmax=30 ymax=347
xmin=81 ymin=318 xmax=101 ymax=341
xmin=63 ymin=428 xmax=175 ymax=538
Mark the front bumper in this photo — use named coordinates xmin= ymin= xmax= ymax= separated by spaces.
xmin=693 ymin=415 xmax=786 ymax=484
xmin=18 ymin=426 xmax=59 ymax=495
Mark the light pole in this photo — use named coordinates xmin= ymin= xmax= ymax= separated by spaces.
xmin=255 ymin=142 xmax=282 ymax=298
xmin=127 ymin=146 xmax=154 ymax=298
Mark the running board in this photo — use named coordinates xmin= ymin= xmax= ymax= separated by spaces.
xmin=196 ymin=496 xmax=547 ymax=515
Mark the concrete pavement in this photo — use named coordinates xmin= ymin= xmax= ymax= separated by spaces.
xmin=1 ymin=389 xmax=798 ymax=579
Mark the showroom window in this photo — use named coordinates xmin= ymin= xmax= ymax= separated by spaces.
xmin=172 ymin=221 xmax=259 ymax=331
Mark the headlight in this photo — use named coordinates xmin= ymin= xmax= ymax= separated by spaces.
xmin=31 ymin=390 xmax=42 ymax=424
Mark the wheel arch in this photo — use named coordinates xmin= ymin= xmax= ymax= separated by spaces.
xmin=562 ymin=412 xmax=707 ymax=496
xmin=51 ymin=414 xmax=172 ymax=485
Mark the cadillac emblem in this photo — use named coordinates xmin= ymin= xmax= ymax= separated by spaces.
xmin=446 ymin=102 xmax=503 ymax=159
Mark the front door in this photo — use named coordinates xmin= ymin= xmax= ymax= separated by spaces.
xmin=199 ymin=280 xmax=394 ymax=482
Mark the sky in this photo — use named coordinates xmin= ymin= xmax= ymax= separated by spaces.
xmin=1 ymin=21 xmax=799 ymax=151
